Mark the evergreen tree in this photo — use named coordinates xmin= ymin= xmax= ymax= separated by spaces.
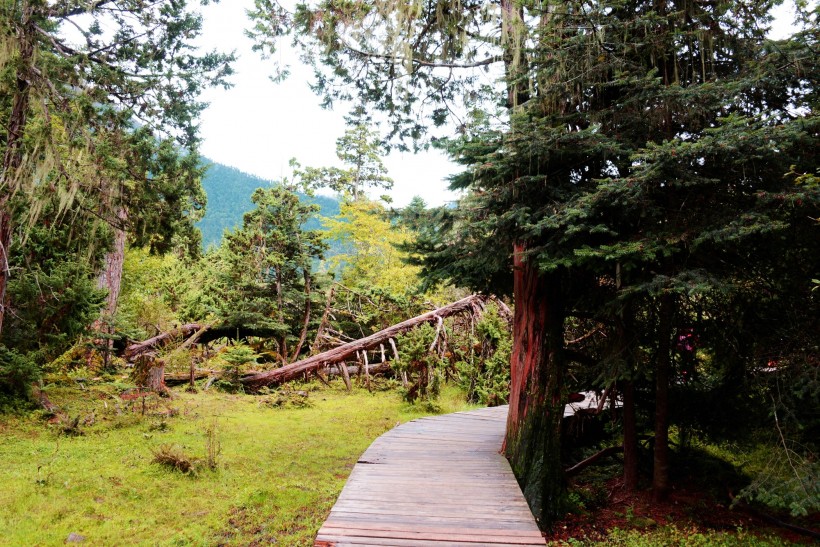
xmin=252 ymin=0 xmax=819 ymax=524
xmin=210 ymin=185 xmax=327 ymax=363
xmin=0 ymin=0 xmax=234 ymax=336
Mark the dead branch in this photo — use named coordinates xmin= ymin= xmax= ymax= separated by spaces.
xmin=241 ymin=294 xmax=490 ymax=390
xmin=565 ymin=445 xmax=624 ymax=477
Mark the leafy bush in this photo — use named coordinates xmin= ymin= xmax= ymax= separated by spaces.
xmin=392 ymin=324 xmax=444 ymax=403
xmin=456 ymin=305 xmax=511 ymax=406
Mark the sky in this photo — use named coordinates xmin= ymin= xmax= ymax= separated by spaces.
xmin=196 ymin=0 xmax=462 ymax=208
xmin=196 ymin=1 xmax=802 ymax=208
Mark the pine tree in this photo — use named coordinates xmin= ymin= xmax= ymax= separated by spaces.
xmin=0 ymin=1 xmax=234 ymax=335
xmin=249 ymin=0 xmax=819 ymax=524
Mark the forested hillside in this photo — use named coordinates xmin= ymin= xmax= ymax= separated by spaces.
xmin=198 ymin=161 xmax=340 ymax=249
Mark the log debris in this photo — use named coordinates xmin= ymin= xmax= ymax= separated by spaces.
xmin=241 ymin=294 xmax=492 ymax=390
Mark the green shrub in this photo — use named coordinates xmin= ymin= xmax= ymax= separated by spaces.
xmin=456 ymin=305 xmax=511 ymax=406
xmin=392 ymin=324 xmax=444 ymax=403
xmin=0 ymin=346 xmax=39 ymax=408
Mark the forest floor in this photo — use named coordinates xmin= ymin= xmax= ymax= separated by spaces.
xmin=547 ymin=468 xmax=820 ymax=547
xmin=1 ymin=374 xmax=816 ymax=546
xmin=0 ymin=375 xmax=476 ymax=546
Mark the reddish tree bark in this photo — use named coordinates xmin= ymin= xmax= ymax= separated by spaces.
xmin=504 ymin=244 xmax=567 ymax=527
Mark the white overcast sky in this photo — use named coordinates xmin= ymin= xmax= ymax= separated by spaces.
xmin=196 ymin=0 xmax=462 ymax=207
xmin=196 ymin=1 xmax=802 ymax=207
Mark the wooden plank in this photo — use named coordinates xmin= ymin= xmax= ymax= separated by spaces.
xmin=314 ymin=405 xmax=546 ymax=546
xmin=315 ymin=527 xmax=542 ymax=544
xmin=320 ymin=522 xmax=544 ymax=538
xmin=316 ymin=536 xmax=545 ymax=547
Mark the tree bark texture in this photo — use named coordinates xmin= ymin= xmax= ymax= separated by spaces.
xmin=653 ymin=292 xmax=675 ymax=501
xmin=622 ymin=380 xmax=639 ymax=491
xmin=241 ymin=294 xmax=489 ymax=389
xmin=504 ymin=244 xmax=566 ymax=528
xmin=96 ymin=207 xmax=128 ymax=321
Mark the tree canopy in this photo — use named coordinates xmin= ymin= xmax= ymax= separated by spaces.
xmin=251 ymin=0 xmax=819 ymax=525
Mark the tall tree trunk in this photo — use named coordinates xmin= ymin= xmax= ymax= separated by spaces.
xmin=616 ymin=281 xmax=639 ymax=491
xmin=622 ymin=379 xmax=638 ymax=491
xmin=0 ymin=11 xmax=35 ymax=336
xmin=504 ymin=244 xmax=566 ymax=528
xmin=289 ymin=269 xmax=311 ymax=362
xmin=94 ymin=207 xmax=128 ymax=324
xmin=653 ymin=292 xmax=675 ymax=501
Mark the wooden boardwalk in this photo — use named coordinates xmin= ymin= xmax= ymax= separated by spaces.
xmin=315 ymin=405 xmax=546 ymax=546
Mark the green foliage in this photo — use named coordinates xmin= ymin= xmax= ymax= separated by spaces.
xmin=738 ymin=441 xmax=820 ymax=518
xmin=293 ymin=117 xmax=393 ymax=200
xmin=117 ymin=248 xmax=185 ymax=339
xmin=0 ymin=346 xmax=38 ymax=407
xmin=324 ymin=198 xmax=421 ymax=295
xmin=456 ymin=305 xmax=512 ymax=406
xmin=219 ymin=343 xmax=259 ymax=386
xmin=601 ymin=525 xmax=790 ymax=546
xmin=0 ymin=196 xmax=107 ymax=382
xmin=393 ymin=324 xmax=445 ymax=404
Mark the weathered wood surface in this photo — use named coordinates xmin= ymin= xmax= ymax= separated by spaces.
xmin=315 ymin=405 xmax=546 ymax=546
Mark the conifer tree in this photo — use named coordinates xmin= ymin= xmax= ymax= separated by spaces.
xmin=250 ymin=0 xmax=818 ymax=524
xmin=0 ymin=1 xmax=234 ymax=335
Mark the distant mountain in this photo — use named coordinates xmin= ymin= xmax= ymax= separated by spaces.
xmin=197 ymin=160 xmax=340 ymax=249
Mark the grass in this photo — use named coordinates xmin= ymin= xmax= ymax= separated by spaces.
xmin=0 ymin=380 xmax=478 ymax=546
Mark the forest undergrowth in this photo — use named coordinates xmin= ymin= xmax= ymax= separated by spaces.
xmin=1 ymin=371 xmax=815 ymax=546
xmin=0 ymin=378 xmax=475 ymax=546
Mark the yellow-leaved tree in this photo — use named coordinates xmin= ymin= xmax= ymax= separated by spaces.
xmin=323 ymin=198 xmax=420 ymax=296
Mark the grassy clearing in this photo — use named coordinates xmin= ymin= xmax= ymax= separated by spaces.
xmin=0 ymin=380 xmax=477 ymax=546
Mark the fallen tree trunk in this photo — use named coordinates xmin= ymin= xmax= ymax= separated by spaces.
xmin=241 ymin=294 xmax=490 ymax=390
xmin=326 ymin=362 xmax=391 ymax=377
xmin=125 ymin=324 xmax=280 ymax=361
xmin=125 ymin=323 xmax=203 ymax=361
xmin=165 ymin=369 xmax=218 ymax=386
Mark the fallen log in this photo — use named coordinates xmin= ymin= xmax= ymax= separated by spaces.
xmin=125 ymin=323 xmax=203 ymax=361
xmin=326 ymin=362 xmax=391 ymax=377
xmin=125 ymin=324 xmax=280 ymax=362
xmin=241 ymin=294 xmax=490 ymax=390
xmin=565 ymin=445 xmax=624 ymax=477
xmin=165 ymin=369 xmax=218 ymax=386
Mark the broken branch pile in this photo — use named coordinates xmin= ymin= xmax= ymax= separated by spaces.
xmin=241 ymin=294 xmax=493 ymax=390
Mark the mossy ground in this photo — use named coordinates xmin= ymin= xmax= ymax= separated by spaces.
xmin=0 ymin=378 xmax=476 ymax=546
